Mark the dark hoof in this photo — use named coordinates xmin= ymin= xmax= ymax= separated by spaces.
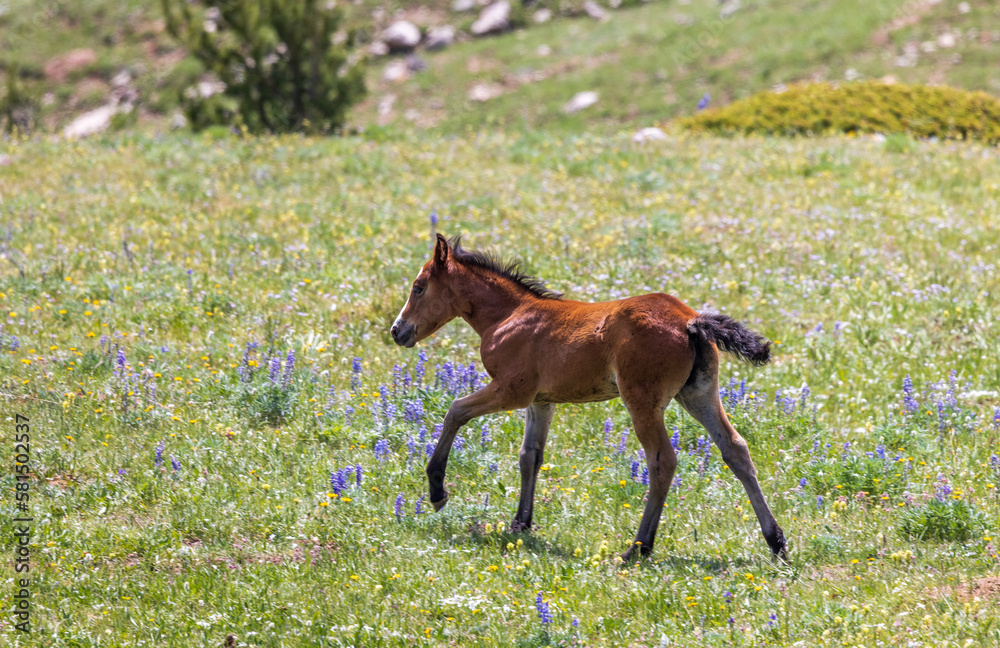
xmin=510 ymin=519 xmax=532 ymax=533
xmin=767 ymin=528 xmax=788 ymax=562
xmin=620 ymin=541 xmax=646 ymax=565
xmin=431 ymin=494 xmax=449 ymax=512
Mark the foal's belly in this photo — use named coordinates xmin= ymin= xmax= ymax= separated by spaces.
xmin=533 ymin=373 xmax=620 ymax=404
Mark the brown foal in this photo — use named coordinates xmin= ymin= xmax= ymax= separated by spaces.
xmin=391 ymin=235 xmax=787 ymax=561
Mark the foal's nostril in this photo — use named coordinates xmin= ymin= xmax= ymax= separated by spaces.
xmin=390 ymin=324 xmax=399 ymax=341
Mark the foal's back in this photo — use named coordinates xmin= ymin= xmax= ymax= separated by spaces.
xmin=482 ymin=292 xmax=701 ymax=405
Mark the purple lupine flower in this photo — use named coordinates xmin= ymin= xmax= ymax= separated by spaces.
xmin=935 ymin=474 xmax=952 ymax=502
xmin=767 ymin=612 xmax=778 ymax=628
xmin=945 ymin=370 xmax=959 ymax=408
xmin=454 ymin=435 xmax=465 ymax=451
xmin=268 ymin=356 xmax=281 ymax=384
xmin=155 ymin=441 xmax=164 ymax=468
xmin=572 ymin=618 xmax=579 ymax=628
xmin=816 ymin=495 xmax=824 ymax=507
xmin=351 ymin=357 xmax=362 ymax=391
xmin=394 ymin=494 xmax=405 ymax=520
xmin=641 ymin=467 xmax=649 ymax=486
xmin=170 ymin=455 xmax=180 ymax=472
xmin=535 ymin=592 xmax=553 ymax=624
xmin=118 ymin=468 xmax=127 ymax=477
xmin=876 ymin=444 xmax=886 ymax=461
xmin=937 ymin=400 xmax=948 ymax=432
xmin=330 ymin=471 xmax=344 ymax=495
xmin=425 ymin=442 xmax=435 ymax=458
xmin=481 ymin=422 xmax=490 ymax=448
xmin=992 ymin=407 xmax=1000 ymax=431
xmin=798 ymin=477 xmax=807 ymax=489
xmin=842 ymin=441 xmax=850 ymax=458
xmin=392 ymin=363 xmax=403 ymax=395
xmin=430 ymin=210 xmax=439 ymax=227
xmin=800 ymin=384 xmax=810 ymax=408
xmin=404 ymin=399 xmax=425 ymax=424
xmin=433 ymin=423 xmax=443 ymax=441
xmin=344 ymin=406 xmax=355 ymax=425
xmin=416 ymin=349 xmax=427 ymax=386
xmin=616 ymin=430 xmax=628 ymax=455
xmin=631 ymin=459 xmax=640 ymax=481
xmin=697 ymin=93 xmax=710 ymax=111
xmin=379 ymin=385 xmax=391 ymax=420
xmin=355 ymin=464 xmax=363 ymax=487
xmin=415 ymin=495 xmax=425 ymax=515
xmin=374 ymin=439 xmax=390 ymax=462
xmin=724 ymin=591 xmax=733 ymax=603
xmin=671 ymin=427 xmax=680 ymax=450
xmin=9 ymin=336 xmax=18 ymax=351
xmin=604 ymin=418 xmax=613 ymax=446
xmin=488 ymin=462 xmax=498 ymax=474
xmin=902 ymin=375 xmax=918 ymax=413
xmin=407 ymin=435 xmax=417 ymax=457
xmin=281 ymin=349 xmax=295 ymax=386
xmin=418 ymin=425 xmax=427 ymax=443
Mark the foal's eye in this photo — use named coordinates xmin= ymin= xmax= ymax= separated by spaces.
xmin=413 ymin=284 xmax=424 ymax=296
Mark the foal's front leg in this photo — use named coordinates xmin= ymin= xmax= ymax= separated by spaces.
xmin=427 ymin=383 xmax=523 ymax=511
xmin=513 ymin=402 xmax=555 ymax=531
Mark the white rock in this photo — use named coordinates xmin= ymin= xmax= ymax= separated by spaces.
xmin=583 ymin=0 xmax=608 ymax=20
xmin=63 ymin=105 xmax=117 ymax=139
xmin=958 ymin=2 xmax=970 ymax=13
xmin=563 ymin=91 xmax=598 ymax=114
xmin=937 ymin=32 xmax=956 ymax=48
xmin=111 ymin=70 xmax=132 ymax=88
xmin=537 ymin=44 xmax=552 ymax=56
xmin=381 ymin=21 xmax=421 ymax=51
xmin=383 ymin=59 xmax=410 ymax=82
xmin=377 ymin=94 xmax=397 ymax=116
xmin=631 ymin=127 xmax=667 ymax=143
xmin=533 ymin=8 xmax=552 ymax=23
xmin=425 ymin=25 xmax=456 ymax=51
xmin=369 ymin=41 xmax=390 ymax=57
xmin=451 ymin=0 xmax=475 ymax=12
xmin=471 ymin=1 xmax=511 ymax=36
xmin=468 ymin=83 xmax=504 ymax=102
xmin=170 ymin=112 xmax=188 ymax=130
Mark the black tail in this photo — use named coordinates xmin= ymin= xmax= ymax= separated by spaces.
xmin=687 ymin=312 xmax=771 ymax=366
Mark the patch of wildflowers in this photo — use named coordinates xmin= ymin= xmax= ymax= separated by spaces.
xmin=536 ymin=592 xmax=553 ymax=624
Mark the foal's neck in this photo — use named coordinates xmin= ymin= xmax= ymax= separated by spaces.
xmin=453 ymin=266 xmax=536 ymax=338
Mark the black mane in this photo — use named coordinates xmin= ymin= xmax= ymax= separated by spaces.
xmin=449 ymin=236 xmax=563 ymax=300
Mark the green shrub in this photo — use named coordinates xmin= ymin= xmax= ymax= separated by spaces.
xmin=160 ymin=0 xmax=365 ymax=135
xmin=899 ymin=498 xmax=983 ymax=542
xmin=798 ymin=453 xmax=907 ymax=498
xmin=0 ymin=64 xmax=37 ymax=134
xmin=678 ymin=82 xmax=1000 ymax=144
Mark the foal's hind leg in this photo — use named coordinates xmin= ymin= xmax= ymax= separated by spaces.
xmin=676 ymin=374 xmax=787 ymax=559
xmin=512 ymin=402 xmax=555 ymax=531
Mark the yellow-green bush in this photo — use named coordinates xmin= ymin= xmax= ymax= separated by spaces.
xmin=678 ymin=82 xmax=1000 ymax=144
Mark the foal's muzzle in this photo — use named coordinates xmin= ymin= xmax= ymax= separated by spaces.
xmin=390 ymin=320 xmax=417 ymax=348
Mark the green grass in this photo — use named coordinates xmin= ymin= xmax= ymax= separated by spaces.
xmin=1 ymin=128 xmax=999 ymax=646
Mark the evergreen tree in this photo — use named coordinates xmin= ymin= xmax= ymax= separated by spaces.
xmin=161 ymin=0 xmax=365 ymax=134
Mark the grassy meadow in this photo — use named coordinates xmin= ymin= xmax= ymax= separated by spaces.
xmin=1 ymin=127 xmax=999 ymax=647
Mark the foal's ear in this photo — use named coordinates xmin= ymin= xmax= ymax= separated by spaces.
xmin=433 ymin=233 xmax=449 ymax=268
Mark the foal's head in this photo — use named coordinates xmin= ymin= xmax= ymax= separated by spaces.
xmin=390 ymin=234 xmax=462 ymax=348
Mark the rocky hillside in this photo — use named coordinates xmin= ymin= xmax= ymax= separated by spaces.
xmin=1 ymin=0 xmax=998 ymax=136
